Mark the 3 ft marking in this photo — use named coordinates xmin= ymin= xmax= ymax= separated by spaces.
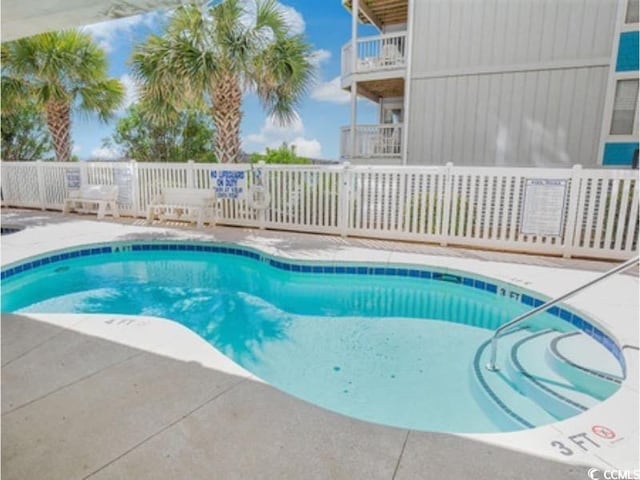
xmin=550 ymin=433 xmax=601 ymax=456
xmin=498 ymin=287 xmax=521 ymax=301
xmin=105 ymin=318 xmax=137 ymax=326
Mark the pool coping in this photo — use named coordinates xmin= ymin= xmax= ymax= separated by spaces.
xmin=1 ymin=213 xmax=638 ymax=471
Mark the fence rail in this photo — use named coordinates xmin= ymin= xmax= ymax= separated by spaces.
xmin=1 ymin=161 xmax=638 ymax=260
xmin=340 ymin=124 xmax=404 ymax=159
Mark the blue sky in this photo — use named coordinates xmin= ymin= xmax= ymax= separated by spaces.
xmin=76 ymin=0 xmax=378 ymax=161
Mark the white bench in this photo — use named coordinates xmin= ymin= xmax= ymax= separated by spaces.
xmin=63 ymin=185 xmax=120 ymax=220
xmin=146 ymin=188 xmax=217 ymax=228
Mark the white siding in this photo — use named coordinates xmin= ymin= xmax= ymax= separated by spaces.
xmin=407 ymin=67 xmax=609 ymax=166
xmin=412 ymin=0 xmax=616 ymax=74
xmin=406 ymin=0 xmax=617 ymax=166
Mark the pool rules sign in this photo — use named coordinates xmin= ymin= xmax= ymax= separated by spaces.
xmin=520 ymin=179 xmax=568 ymax=236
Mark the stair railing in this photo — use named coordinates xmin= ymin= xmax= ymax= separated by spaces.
xmin=486 ymin=256 xmax=639 ymax=372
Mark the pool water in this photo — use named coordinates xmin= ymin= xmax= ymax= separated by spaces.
xmin=1 ymin=248 xmax=579 ymax=433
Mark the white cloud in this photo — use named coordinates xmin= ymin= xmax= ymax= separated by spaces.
xmin=118 ymin=74 xmax=140 ymax=112
xmin=264 ymin=114 xmax=304 ymax=135
xmin=246 ymin=114 xmax=303 ymax=144
xmin=309 ymin=49 xmax=331 ymax=66
xmin=82 ymin=11 xmax=163 ymax=52
xmin=311 ymin=76 xmax=350 ymax=104
xmin=279 ymin=4 xmax=305 ymax=35
xmin=290 ymin=137 xmax=322 ymax=158
xmin=91 ymin=146 xmax=121 ymax=160
xmin=243 ymin=114 xmax=322 ymax=158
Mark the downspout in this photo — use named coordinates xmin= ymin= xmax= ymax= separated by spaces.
xmin=401 ymin=0 xmax=415 ymax=165
xmin=350 ymin=0 xmax=359 ymax=161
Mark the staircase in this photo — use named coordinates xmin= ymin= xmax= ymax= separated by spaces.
xmin=473 ymin=326 xmax=624 ymax=431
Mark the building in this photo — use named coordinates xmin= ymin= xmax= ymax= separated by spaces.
xmin=340 ymin=0 xmax=639 ymax=167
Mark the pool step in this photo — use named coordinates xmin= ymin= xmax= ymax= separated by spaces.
xmin=473 ymin=327 xmax=623 ymax=430
xmin=505 ymin=330 xmax=599 ymax=419
xmin=546 ymin=332 xmax=623 ymax=401
xmin=473 ymin=328 xmax=558 ymax=430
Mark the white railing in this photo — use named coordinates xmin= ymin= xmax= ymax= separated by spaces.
xmin=341 ymin=124 xmax=403 ymax=159
xmin=341 ymin=32 xmax=407 ymax=77
xmin=1 ymin=161 xmax=638 ymax=260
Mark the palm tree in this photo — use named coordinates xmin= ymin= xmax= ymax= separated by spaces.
xmin=2 ymin=30 xmax=124 ymax=162
xmin=131 ymin=0 xmax=315 ymax=163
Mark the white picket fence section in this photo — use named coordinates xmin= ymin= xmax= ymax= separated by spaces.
xmin=1 ymin=161 xmax=638 ymax=260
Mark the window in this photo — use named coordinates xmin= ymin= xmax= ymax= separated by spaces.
xmin=626 ymin=0 xmax=639 ymax=23
xmin=610 ymin=79 xmax=639 ymax=135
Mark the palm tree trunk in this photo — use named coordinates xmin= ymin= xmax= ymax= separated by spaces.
xmin=211 ymin=75 xmax=242 ymax=163
xmin=45 ymin=101 xmax=72 ymax=162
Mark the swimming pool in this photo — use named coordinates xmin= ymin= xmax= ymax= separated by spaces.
xmin=1 ymin=225 xmax=23 ymax=235
xmin=0 ymin=241 xmax=624 ymax=433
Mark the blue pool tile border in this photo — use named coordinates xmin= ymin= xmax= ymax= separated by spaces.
xmin=0 ymin=240 xmax=625 ymax=372
xmin=1 ymin=246 xmax=116 ymax=279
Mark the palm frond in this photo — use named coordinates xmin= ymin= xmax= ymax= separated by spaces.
xmin=1 ymin=75 xmax=32 ymax=114
xmin=254 ymin=0 xmax=286 ymax=39
xmin=78 ymin=78 xmax=125 ymax=122
xmin=253 ymin=34 xmax=315 ymax=124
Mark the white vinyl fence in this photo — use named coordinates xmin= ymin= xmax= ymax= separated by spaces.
xmin=1 ymin=161 xmax=638 ymax=260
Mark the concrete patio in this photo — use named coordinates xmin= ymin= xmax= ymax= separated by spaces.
xmin=2 ymin=314 xmax=592 ymax=480
xmin=2 ymin=208 xmax=637 ymax=479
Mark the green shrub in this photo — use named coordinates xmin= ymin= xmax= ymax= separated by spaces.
xmin=250 ymin=143 xmax=311 ymax=165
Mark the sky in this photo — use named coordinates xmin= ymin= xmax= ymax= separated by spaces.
xmin=76 ymin=0 xmax=379 ymax=161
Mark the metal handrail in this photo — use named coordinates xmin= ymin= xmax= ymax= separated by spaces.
xmin=486 ymin=255 xmax=640 ymax=372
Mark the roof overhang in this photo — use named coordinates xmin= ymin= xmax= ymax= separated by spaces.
xmin=342 ymin=0 xmax=408 ymax=29
xmin=1 ymin=0 xmax=185 ymax=42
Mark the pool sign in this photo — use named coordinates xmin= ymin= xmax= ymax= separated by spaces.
xmin=210 ymin=170 xmax=245 ymax=199
xmin=65 ymin=168 xmax=81 ymax=189
xmin=592 ymin=425 xmax=616 ymax=440
xmin=114 ymin=166 xmax=133 ymax=206
xmin=520 ymin=178 xmax=568 ymax=236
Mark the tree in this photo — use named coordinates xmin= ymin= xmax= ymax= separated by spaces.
xmin=1 ymin=104 xmax=53 ymax=162
xmin=131 ymin=0 xmax=315 ymax=164
xmin=104 ymin=104 xmax=217 ymax=162
xmin=249 ymin=143 xmax=310 ymax=164
xmin=2 ymin=30 xmax=124 ymax=162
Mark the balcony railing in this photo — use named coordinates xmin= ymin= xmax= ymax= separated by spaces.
xmin=341 ymin=32 xmax=407 ymax=77
xmin=340 ymin=124 xmax=403 ymax=159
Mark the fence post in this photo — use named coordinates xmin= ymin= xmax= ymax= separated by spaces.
xmin=130 ymin=160 xmax=141 ymax=217
xmin=186 ymin=160 xmax=195 ymax=189
xmin=35 ymin=160 xmax=46 ymax=210
xmin=258 ymin=161 xmax=267 ymax=230
xmin=80 ymin=161 xmax=89 ymax=186
xmin=562 ymin=164 xmax=583 ymax=258
xmin=338 ymin=162 xmax=352 ymax=237
xmin=440 ymin=162 xmax=454 ymax=246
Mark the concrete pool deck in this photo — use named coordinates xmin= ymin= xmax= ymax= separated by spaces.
xmin=1 ymin=209 xmax=639 ymax=479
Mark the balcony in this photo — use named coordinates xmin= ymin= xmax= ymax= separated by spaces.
xmin=340 ymin=124 xmax=403 ymax=160
xmin=341 ymin=32 xmax=407 ymax=81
